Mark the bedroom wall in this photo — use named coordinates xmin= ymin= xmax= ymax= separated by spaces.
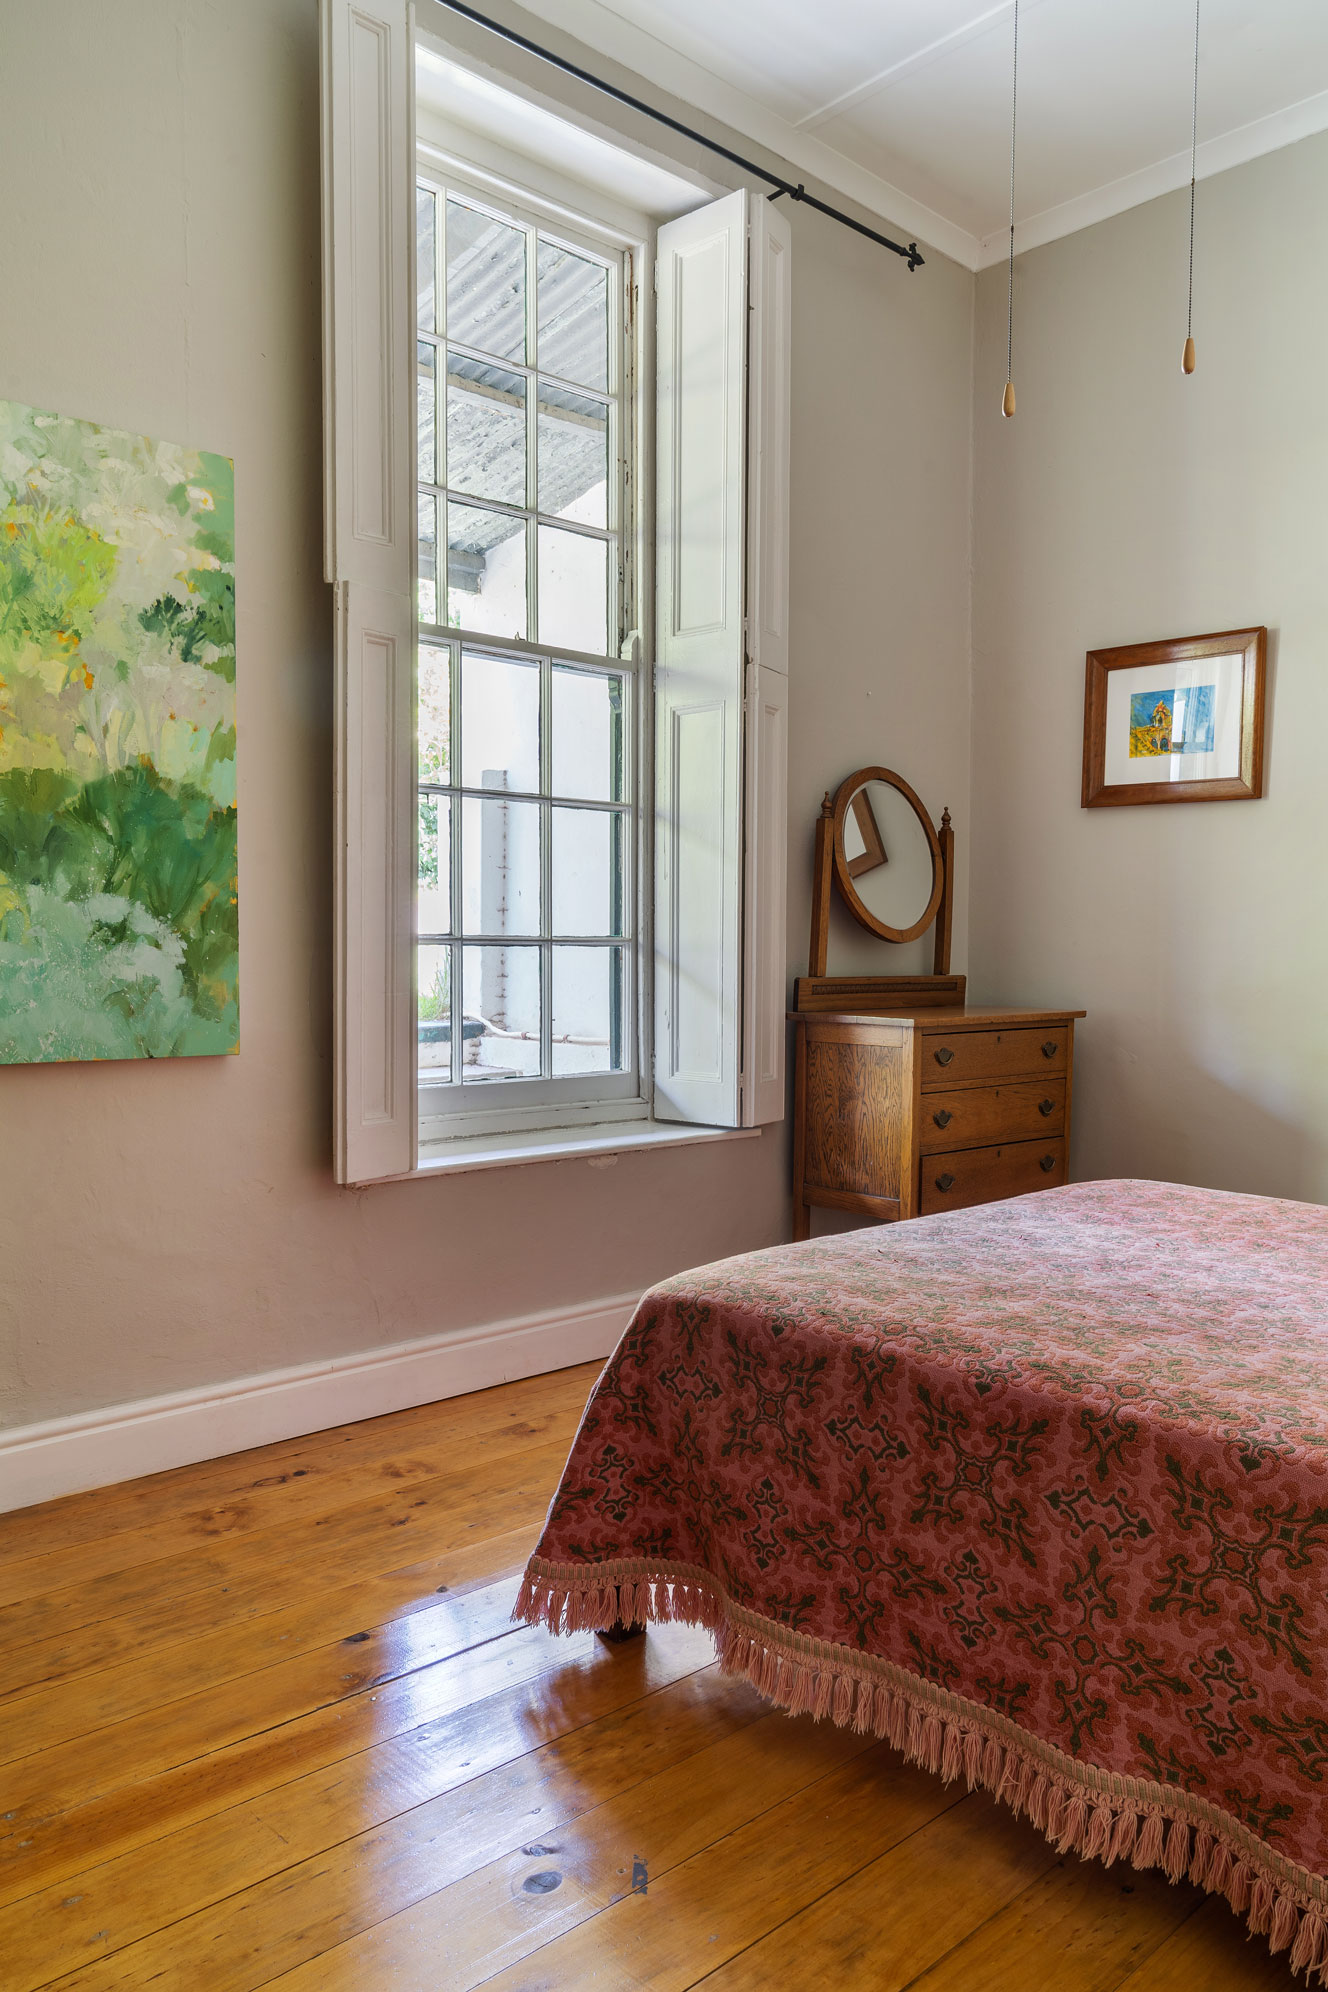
xmin=0 ymin=0 xmax=974 ymax=1428
xmin=970 ymin=133 xmax=1328 ymax=1204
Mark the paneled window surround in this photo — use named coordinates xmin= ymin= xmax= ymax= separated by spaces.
xmin=321 ymin=0 xmax=791 ymax=1184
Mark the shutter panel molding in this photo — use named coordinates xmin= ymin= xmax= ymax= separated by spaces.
xmin=741 ymin=661 xmax=789 ymax=1126
xmin=745 ymin=198 xmax=792 ymax=682
xmin=322 ymin=0 xmax=418 ymax=1184
xmin=654 ymin=188 xmax=792 ymax=1130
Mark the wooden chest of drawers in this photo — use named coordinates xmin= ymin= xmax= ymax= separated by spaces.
xmin=791 ymin=1006 xmax=1084 ymax=1240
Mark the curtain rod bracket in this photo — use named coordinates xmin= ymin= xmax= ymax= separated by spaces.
xmin=431 ymin=0 xmax=925 ymax=272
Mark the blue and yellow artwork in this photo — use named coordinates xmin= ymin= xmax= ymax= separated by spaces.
xmin=1129 ymin=684 xmax=1216 ymax=759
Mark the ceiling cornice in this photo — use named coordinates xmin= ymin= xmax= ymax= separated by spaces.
xmin=975 ymin=85 xmax=1328 ymax=268
xmin=501 ymin=0 xmax=1328 ymax=277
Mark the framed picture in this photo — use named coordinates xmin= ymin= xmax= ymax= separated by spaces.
xmin=1082 ymin=626 xmax=1266 ymax=808
xmin=843 ymin=786 xmax=888 ymax=877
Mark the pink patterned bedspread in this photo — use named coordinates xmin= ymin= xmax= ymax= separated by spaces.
xmin=517 ymin=1180 xmax=1328 ymax=1974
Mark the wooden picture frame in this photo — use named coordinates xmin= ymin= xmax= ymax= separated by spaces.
xmin=844 ymin=787 xmax=888 ymax=877
xmin=1082 ymin=626 xmax=1266 ymax=808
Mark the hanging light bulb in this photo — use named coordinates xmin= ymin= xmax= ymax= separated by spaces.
xmin=1183 ymin=0 xmax=1200 ymax=373
xmin=1003 ymin=0 xmax=1020 ymax=416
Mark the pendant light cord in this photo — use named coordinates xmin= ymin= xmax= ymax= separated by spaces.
xmin=1007 ymin=0 xmax=1019 ymax=388
xmin=1186 ymin=0 xmax=1200 ymax=343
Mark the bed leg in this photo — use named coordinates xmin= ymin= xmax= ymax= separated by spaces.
xmin=596 ymin=1587 xmax=647 ymax=1643
xmin=596 ymin=1618 xmax=647 ymax=1644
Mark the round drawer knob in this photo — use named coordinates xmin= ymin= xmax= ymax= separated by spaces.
xmin=934 ymin=1046 xmax=954 ymax=1066
xmin=935 ymin=1173 xmax=956 ymax=1192
xmin=1037 ymin=1098 xmax=1055 ymax=1117
xmin=1041 ymin=1041 xmax=1059 ymax=1058
xmin=933 ymin=1108 xmax=954 ymax=1128
xmin=1039 ymin=1154 xmax=1057 ymax=1172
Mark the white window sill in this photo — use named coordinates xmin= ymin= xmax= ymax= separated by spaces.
xmin=414 ymin=1119 xmax=762 ymax=1178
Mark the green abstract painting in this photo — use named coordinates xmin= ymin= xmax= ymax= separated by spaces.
xmin=0 ymin=400 xmax=237 ymax=1062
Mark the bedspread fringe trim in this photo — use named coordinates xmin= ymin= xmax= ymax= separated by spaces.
xmin=515 ymin=1558 xmax=1328 ymax=1982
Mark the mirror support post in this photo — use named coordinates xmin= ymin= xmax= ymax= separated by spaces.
xmin=932 ymin=807 xmax=955 ymax=976
xmin=808 ymin=792 xmax=835 ymax=978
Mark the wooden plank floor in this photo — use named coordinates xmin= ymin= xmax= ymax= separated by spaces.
xmin=0 ymin=1365 xmax=1300 ymax=1991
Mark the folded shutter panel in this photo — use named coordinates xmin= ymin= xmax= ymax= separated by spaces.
xmin=321 ymin=0 xmax=417 ymax=1183
xmin=653 ymin=190 xmax=749 ymax=1127
xmin=741 ymin=196 xmax=792 ymax=1127
xmin=654 ymin=187 xmax=791 ymax=1130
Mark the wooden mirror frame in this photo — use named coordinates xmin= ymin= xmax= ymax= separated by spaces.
xmin=831 ymin=767 xmax=943 ymax=943
xmin=804 ymin=767 xmax=956 ymax=990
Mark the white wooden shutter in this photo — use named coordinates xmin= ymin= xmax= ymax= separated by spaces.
xmin=654 ymin=189 xmax=791 ymax=1128
xmin=741 ymin=197 xmax=791 ymax=1126
xmin=654 ymin=190 xmax=748 ymax=1126
xmin=321 ymin=0 xmax=417 ymax=1184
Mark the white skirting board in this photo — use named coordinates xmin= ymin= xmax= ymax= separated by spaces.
xmin=0 ymin=1291 xmax=638 ymax=1516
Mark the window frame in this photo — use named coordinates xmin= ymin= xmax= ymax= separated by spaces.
xmin=412 ymin=153 xmax=654 ymax=1146
xmin=322 ymin=0 xmax=789 ymax=1185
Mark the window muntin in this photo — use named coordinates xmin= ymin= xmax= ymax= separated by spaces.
xmin=415 ymin=176 xmax=636 ymax=1121
xmin=416 ymin=185 xmax=620 ymax=646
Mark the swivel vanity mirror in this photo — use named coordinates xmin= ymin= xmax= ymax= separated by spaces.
xmin=836 ymin=770 xmax=943 ymax=943
xmin=790 ymin=765 xmax=1085 ymax=1241
xmin=797 ymin=765 xmax=960 ymax=1012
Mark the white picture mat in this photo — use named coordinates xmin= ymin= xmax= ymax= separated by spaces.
xmin=1102 ymin=653 xmax=1243 ymax=787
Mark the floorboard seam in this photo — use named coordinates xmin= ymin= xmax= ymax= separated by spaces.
xmin=0 ymin=1528 xmax=538 ymax=1713
xmin=457 ymin=1739 xmax=955 ymax=1992
xmin=0 ymin=1644 xmax=723 ymax=1940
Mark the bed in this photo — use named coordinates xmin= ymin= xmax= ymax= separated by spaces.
xmin=516 ymin=1180 xmax=1328 ymax=1977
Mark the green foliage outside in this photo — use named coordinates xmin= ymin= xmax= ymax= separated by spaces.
xmin=0 ymin=400 xmax=237 ymax=1062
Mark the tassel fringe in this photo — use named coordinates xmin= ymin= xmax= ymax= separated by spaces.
xmin=515 ymin=1561 xmax=1328 ymax=1982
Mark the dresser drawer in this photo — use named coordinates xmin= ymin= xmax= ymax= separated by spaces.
xmin=920 ymin=1025 xmax=1070 ymax=1089
xmin=920 ymin=1137 xmax=1067 ymax=1214
xmin=920 ymin=1079 xmax=1065 ymax=1154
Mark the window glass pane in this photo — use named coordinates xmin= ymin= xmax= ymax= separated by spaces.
xmin=537 ymin=242 xmax=608 ymax=390
xmin=418 ymin=492 xmax=437 ymax=624
xmin=417 ymin=794 xmax=451 ymax=937
xmin=552 ymin=667 xmax=624 ymax=803
xmin=417 ymin=187 xmax=436 ymax=333
xmin=447 ymin=503 xmax=526 ymax=639
xmin=461 ymin=651 xmax=539 ymax=793
xmin=461 ymin=792 xmax=540 ymax=937
xmin=447 ymin=198 xmax=526 ymax=362
xmin=552 ymin=807 xmax=623 ymax=937
xmin=417 ymin=944 xmax=452 ymax=1078
xmin=553 ymin=946 xmax=625 ymax=1075
xmin=462 ymin=945 xmax=541 ymax=1078
xmin=418 ymin=643 xmax=451 ymax=785
xmin=537 ymin=525 xmax=607 ymax=655
xmin=537 ymin=383 xmax=607 ymax=528
xmin=447 ymin=354 xmax=527 ymax=509
xmin=417 ymin=342 xmax=437 ymax=485
xmin=414 ymin=188 xmax=634 ymax=1113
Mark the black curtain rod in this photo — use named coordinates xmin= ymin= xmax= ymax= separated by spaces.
xmin=430 ymin=0 xmax=925 ymax=272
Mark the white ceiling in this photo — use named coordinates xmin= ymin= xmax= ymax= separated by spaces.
xmin=513 ymin=0 xmax=1328 ymax=269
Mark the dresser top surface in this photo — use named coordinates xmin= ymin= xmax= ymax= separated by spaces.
xmin=791 ymin=1005 xmax=1085 ymax=1031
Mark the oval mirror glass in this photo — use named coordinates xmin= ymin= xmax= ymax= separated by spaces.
xmin=837 ymin=776 xmax=939 ymax=940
